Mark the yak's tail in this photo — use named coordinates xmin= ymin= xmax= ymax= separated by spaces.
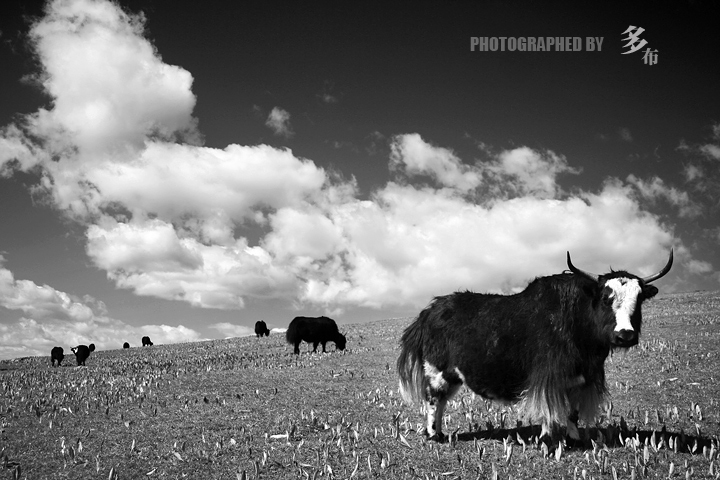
xmin=397 ymin=314 xmax=428 ymax=405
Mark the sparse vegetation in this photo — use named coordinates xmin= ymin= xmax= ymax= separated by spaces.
xmin=1 ymin=292 xmax=719 ymax=479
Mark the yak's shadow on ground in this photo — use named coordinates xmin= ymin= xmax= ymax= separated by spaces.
xmin=456 ymin=423 xmax=716 ymax=454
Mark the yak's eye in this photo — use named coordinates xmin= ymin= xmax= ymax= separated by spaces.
xmin=602 ymin=290 xmax=614 ymax=306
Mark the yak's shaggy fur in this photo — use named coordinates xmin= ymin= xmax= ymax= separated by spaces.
xmin=71 ymin=344 xmax=95 ymax=366
xmin=50 ymin=346 xmax=64 ymax=367
xmin=286 ymin=316 xmax=346 ymax=354
xmin=255 ymin=321 xmax=270 ymax=338
xmin=398 ymin=252 xmax=671 ymax=441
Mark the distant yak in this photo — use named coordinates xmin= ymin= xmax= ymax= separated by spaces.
xmin=142 ymin=336 xmax=153 ymax=346
xmin=50 ymin=346 xmax=64 ymax=367
xmin=123 ymin=342 xmax=130 ymax=349
xmin=255 ymin=320 xmax=270 ymax=338
xmin=71 ymin=344 xmax=95 ymax=366
xmin=286 ymin=316 xmax=346 ymax=354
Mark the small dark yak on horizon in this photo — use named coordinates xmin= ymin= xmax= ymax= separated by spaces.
xmin=397 ymin=250 xmax=673 ymax=442
xmin=286 ymin=316 xmax=346 ymax=354
xmin=142 ymin=336 xmax=153 ymax=346
xmin=50 ymin=346 xmax=64 ymax=367
xmin=254 ymin=320 xmax=270 ymax=338
xmin=71 ymin=344 xmax=95 ymax=366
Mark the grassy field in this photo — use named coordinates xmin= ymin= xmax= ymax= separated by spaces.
xmin=1 ymin=291 xmax=720 ymax=479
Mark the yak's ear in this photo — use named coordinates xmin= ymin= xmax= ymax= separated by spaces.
xmin=580 ymin=281 xmax=599 ymax=300
xmin=642 ymin=284 xmax=659 ymax=299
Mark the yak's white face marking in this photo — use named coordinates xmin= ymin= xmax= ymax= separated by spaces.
xmin=605 ymin=277 xmax=642 ymax=332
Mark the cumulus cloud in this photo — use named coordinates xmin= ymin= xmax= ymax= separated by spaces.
xmin=0 ymin=0 xmax=691 ymax=348
xmin=0 ymin=258 xmax=203 ymax=358
xmin=295 ymin=179 xmax=675 ymax=309
xmin=479 ymin=146 xmax=580 ymax=199
xmin=78 ymin=141 xmax=326 ymax=228
xmin=86 ymin=218 xmax=300 ymax=309
xmin=27 ymin=0 xmax=198 ymax=154
xmin=687 ymin=259 xmax=713 ymax=275
xmin=265 ymin=107 xmax=294 ymax=138
xmin=209 ymin=322 xmax=254 ymax=338
xmin=626 ymin=174 xmax=702 ymax=218
xmin=390 ymin=133 xmax=481 ymax=191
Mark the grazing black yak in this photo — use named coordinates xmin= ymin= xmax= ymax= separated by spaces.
xmin=398 ymin=250 xmax=673 ymax=442
xmin=286 ymin=316 xmax=346 ymax=354
xmin=123 ymin=342 xmax=130 ymax=349
xmin=142 ymin=336 xmax=153 ymax=346
xmin=50 ymin=346 xmax=64 ymax=367
xmin=71 ymin=344 xmax=95 ymax=366
xmin=254 ymin=320 xmax=270 ymax=337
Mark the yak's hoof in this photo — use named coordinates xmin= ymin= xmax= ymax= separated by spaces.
xmin=426 ymin=431 xmax=446 ymax=442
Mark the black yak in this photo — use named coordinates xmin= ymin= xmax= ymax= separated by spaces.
xmin=142 ymin=336 xmax=153 ymax=346
xmin=123 ymin=342 xmax=130 ymax=349
xmin=286 ymin=316 xmax=346 ymax=354
xmin=398 ymin=250 xmax=673 ymax=441
xmin=71 ymin=344 xmax=95 ymax=366
xmin=255 ymin=320 xmax=270 ymax=337
xmin=50 ymin=346 xmax=64 ymax=367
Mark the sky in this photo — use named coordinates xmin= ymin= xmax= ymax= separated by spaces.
xmin=0 ymin=0 xmax=718 ymax=360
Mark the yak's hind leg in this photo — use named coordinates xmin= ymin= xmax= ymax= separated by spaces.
xmin=423 ymin=362 xmax=463 ymax=441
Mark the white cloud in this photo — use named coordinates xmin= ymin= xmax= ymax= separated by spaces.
xmin=77 ymin=141 xmax=326 ymax=227
xmin=700 ymin=144 xmax=720 ymax=160
xmin=390 ymin=133 xmax=481 ymax=191
xmin=86 ymin=218 xmax=300 ymax=309
xmin=296 ymin=180 xmax=675 ymax=309
xmin=0 ymin=259 xmax=204 ymax=359
xmin=265 ymin=107 xmax=294 ymax=138
xmin=209 ymin=322 xmax=254 ymax=338
xmin=0 ymin=261 xmax=95 ymax=322
xmin=626 ymin=174 xmax=701 ymax=218
xmin=687 ymin=259 xmax=713 ymax=275
xmin=479 ymin=146 xmax=580 ymax=198
xmin=25 ymin=0 xmax=199 ymax=155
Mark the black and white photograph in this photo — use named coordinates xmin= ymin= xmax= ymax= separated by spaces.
xmin=1 ymin=0 xmax=719 ymax=478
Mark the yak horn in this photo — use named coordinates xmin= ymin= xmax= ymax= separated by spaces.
xmin=642 ymin=249 xmax=673 ymax=284
xmin=566 ymin=252 xmax=598 ymax=282
xmin=567 ymin=249 xmax=674 ymax=284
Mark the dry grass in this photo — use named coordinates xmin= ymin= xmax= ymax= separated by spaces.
xmin=1 ymin=292 xmax=719 ymax=479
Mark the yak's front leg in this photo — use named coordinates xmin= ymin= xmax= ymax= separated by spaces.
xmin=566 ymin=410 xmax=580 ymax=440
